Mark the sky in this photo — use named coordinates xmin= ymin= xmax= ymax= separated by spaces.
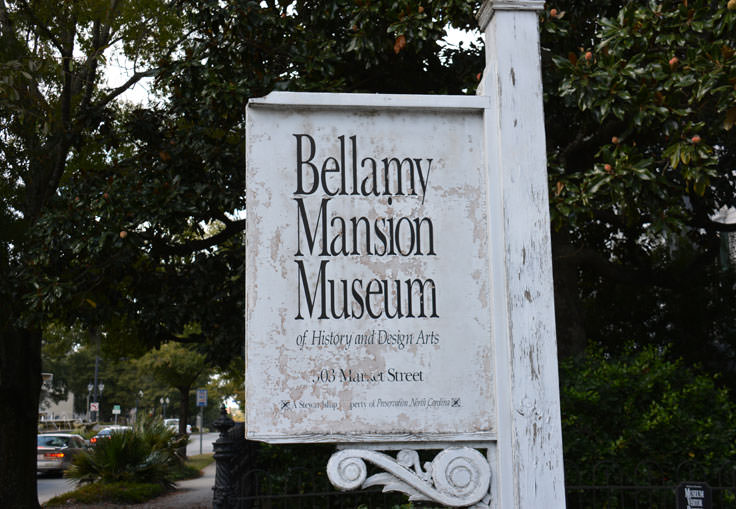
xmin=103 ymin=26 xmax=482 ymax=106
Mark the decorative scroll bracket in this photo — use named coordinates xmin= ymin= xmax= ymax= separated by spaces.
xmin=327 ymin=447 xmax=492 ymax=508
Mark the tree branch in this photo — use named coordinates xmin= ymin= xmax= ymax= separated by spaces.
xmin=558 ymin=119 xmax=626 ymax=173
xmin=147 ymin=219 xmax=245 ymax=258
xmin=93 ymin=67 xmax=162 ymax=110
xmin=17 ymin=0 xmax=63 ymax=52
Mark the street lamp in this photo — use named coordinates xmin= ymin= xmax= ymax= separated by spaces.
xmin=160 ymin=397 xmax=169 ymax=419
xmin=98 ymin=383 xmax=105 ymax=421
xmin=135 ymin=390 xmax=143 ymax=425
xmin=86 ymin=384 xmax=93 ymax=422
xmin=90 ymin=382 xmax=105 ymax=422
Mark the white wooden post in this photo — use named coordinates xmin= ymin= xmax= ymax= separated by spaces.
xmin=478 ymin=1 xmax=567 ymax=507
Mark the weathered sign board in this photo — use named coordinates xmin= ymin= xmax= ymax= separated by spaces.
xmin=246 ymin=94 xmax=495 ymax=442
xmin=245 ymin=1 xmax=565 ymax=507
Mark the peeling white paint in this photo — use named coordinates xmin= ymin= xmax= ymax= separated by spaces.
xmin=244 ymin=1 xmax=565 ymax=506
xmin=246 ymin=96 xmax=496 ymax=442
xmin=479 ymin=1 xmax=566 ymax=507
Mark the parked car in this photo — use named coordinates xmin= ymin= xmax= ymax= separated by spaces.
xmin=164 ymin=418 xmax=191 ymax=434
xmin=89 ymin=425 xmax=132 ymax=445
xmin=37 ymin=433 xmax=88 ymax=476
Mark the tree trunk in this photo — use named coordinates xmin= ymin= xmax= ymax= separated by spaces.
xmin=0 ymin=326 xmax=42 ymax=509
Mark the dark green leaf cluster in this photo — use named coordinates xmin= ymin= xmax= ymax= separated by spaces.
xmin=542 ymin=1 xmax=736 ymax=364
xmin=545 ymin=0 xmax=736 ymax=235
xmin=67 ymin=419 xmax=187 ymax=487
xmin=561 ymin=344 xmax=736 ymax=484
xmin=15 ymin=0 xmax=488 ymax=369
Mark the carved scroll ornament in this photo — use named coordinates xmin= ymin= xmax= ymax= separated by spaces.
xmin=327 ymin=447 xmax=491 ymax=508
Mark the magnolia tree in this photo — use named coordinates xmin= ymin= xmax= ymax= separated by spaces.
xmin=540 ymin=0 xmax=736 ymax=373
xmin=0 ymin=1 xmax=191 ymax=506
xmin=3 ymin=0 xmax=736 ymax=506
xmin=0 ymin=1 xmax=480 ymax=506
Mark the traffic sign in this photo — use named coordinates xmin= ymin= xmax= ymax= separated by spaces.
xmin=112 ymin=405 xmax=121 ymax=415
xmin=90 ymin=402 xmax=99 ymax=412
xmin=196 ymin=389 xmax=207 ymax=407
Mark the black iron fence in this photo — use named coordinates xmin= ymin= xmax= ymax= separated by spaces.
xmin=565 ymin=459 xmax=736 ymax=509
xmin=210 ymin=407 xmax=736 ymax=508
xmin=235 ymin=467 xmax=408 ymax=509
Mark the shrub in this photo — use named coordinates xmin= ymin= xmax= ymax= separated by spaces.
xmin=66 ymin=419 xmax=187 ymax=488
xmin=560 ymin=344 xmax=736 ymax=485
xmin=44 ymin=481 xmax=164 ymax=506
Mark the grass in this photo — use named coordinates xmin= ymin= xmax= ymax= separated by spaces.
xmin=171 ymin=453 xmax=215 ymax=480
xmin=185 ymin=453 xmax=215 ymax=472
xmin=44 ymin=481 xmax=165 ymax=506
xmin=43 ymin=454 xmax=214 ymax=507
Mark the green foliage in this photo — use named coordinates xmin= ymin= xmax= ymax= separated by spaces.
xmin=40 ymin=324 xmax=91 ymax=407
xmin=540 ymin=0 xmax=736 ymax=366
xmin=16 ymin=0 xmax=486 ymax=373
xmin=44 ymin=481 xmax=165 ymax=506
xmin=171 ymin=454 xmax=214 ymax=481
xmin=561 ymin=344 xmax=736 ymax=484
xmin=545 ymin=0 xmax=735 ymax=233
xmin=49 ymin=452 xmax=210 ymax=506
xmin=138 ymin=342 xmax=209 ymax=391
xmin=135 ymin=416 xmax=188 ymax=454
xmin=66 ymin=421 xmax=186 ymax=487
xmin=6 ymin=0 xmax=736 ymax=504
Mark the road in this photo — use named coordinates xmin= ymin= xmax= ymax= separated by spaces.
xmin=187 ymin=431 xmax=218 ymax=457
xmin=37 ymin=476 xmax=75 ymax=505
xmin=38 ymin=432 xmax=219 ymax=505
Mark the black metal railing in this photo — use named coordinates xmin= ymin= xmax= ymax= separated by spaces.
xmin=236 ymin=467 xmax=407 ymax=508
xmin=565 ymin=459 xmax=736 ymax=509
xmin=211 ymin=409 xmax=736 ymax=508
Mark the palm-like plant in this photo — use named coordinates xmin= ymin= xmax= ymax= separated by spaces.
xmin=67 ymin=419 xmax=188 ymax=488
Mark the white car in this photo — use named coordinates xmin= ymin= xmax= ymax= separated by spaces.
xmin=164 ymin=418 xmax=191 ymax=434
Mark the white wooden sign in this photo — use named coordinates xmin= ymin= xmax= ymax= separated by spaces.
xmin=246 ymin=94 xmax=495 ymax=443
xmin=245 ymin=1 xmax=566 ymax=507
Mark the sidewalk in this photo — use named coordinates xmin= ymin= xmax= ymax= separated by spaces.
xmin=135 ymin=461 xmax=215 ymax=509
xmin=45 ymin=462 xmax=215 ymax=509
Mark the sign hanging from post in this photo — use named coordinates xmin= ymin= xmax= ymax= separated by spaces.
xmin=196 ymin=389 xmax=208 ymax=407
xmin=90 ymin=402 xmax=99 ymax=412
xmin=245 ymin=4 xmax=566 ymax=506
xmin=246 ymin=93 xmax=495 ymax=442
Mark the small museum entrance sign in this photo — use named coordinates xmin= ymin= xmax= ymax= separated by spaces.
xmin=246 ymin=94 xmax=495 ymax=442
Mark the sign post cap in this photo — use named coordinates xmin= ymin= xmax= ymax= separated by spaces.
xmin=477 ymin=0 xmax=545 ymax=31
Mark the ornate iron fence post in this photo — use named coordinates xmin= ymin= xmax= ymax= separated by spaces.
xmin=212 ymin=404 xmax=236 ymax=509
